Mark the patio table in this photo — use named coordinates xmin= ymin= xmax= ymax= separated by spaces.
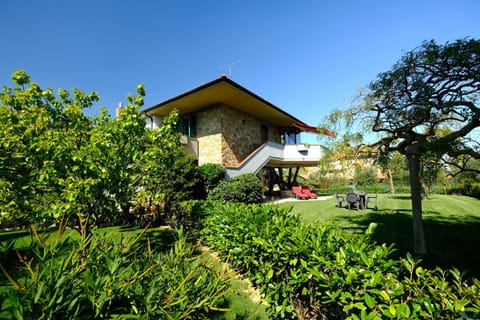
xmin=346 ymin=192 xmax=360 ymax=210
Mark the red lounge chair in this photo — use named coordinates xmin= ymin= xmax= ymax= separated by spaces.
xmin=292 ymin=186 xmax=309 ymax=199
xmin=301 ymin=186 xmax=318 ymax=199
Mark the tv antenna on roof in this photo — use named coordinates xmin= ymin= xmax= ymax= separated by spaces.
xmin=219 ymin=60 xmax=240 ymax=77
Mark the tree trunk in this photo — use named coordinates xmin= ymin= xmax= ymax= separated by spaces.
xmin=407 ymin=154 xmax=427 ymax=254
xmin=388 ymin=168 xmax=395 ymax=194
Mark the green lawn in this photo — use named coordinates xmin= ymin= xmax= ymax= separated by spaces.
xmin=277 ymin=194 xmax=480 ymax=278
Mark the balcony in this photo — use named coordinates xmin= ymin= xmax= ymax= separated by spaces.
xmin=226 ymin=142 xmax=324 ymax=178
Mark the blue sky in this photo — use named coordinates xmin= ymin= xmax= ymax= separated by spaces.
xmin=1 ymin=0 xmax=479 ymax=139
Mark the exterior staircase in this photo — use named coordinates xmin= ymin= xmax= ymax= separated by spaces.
xmin=225 ymin=141 xmax=324 ymax=179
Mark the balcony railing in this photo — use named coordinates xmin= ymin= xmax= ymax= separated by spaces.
xmin=225 ymin=141 xmax=323 ymax=179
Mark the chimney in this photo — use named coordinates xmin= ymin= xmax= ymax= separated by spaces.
xmin=115 ymin=102 xmax=123 ymax=118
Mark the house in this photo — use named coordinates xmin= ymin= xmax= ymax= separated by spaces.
xmin=142 ymin=75 xmax=334 ymax=188
xmin=328 ymin=144 xmax=386 ymax=182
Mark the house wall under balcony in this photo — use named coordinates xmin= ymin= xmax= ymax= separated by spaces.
xmin=195 ymin=104 xmax=281 ymax=167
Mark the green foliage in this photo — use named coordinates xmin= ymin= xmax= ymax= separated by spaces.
xmin=469 ymin=183 xmax=480 ymax=198
xmin=170 ymin=200 xmax=216 ymax=241
xmin=1 ymin=70 xmax=99 ymax=224
xmin=88 ymin=100 xmax=147 ymax=223
xmin=355 ymin=167 xmax=377 ymax=186
xmin=136 ymin=110 xmax=199 ymax=217
xmin=365 ymin=38 xmax=480 ymax=253
xmin=0 ymin=71 xmax=148 ymax=227
xmin=1 ymin=71 xmax=197 ymax=229
xmin=208 ymin=173 xmax=262 ymax=204
xmin=446 ymin=182 xmax=480 ymax=198
xmin=201 ymin=202 xmax=480 ymax=319
xmin=307 ymin=172 xmax=349 ymax=189
xmin=197 ymin=163 xmax=226 ymax=198
xmin=157 ymin=148 xmax=199 ymax=211
xmin=388 ymin=152 xmax=410 ymax=186
xmin=307 ymin=171 xmax=392 ymax=195
xmin=0 ymin=226 xmax=233 ymax=319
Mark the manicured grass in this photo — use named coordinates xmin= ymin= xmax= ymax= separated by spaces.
xmin=277 ymin=194 xmax=480 ymax=278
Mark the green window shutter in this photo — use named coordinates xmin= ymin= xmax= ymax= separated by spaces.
xmin=175 ymin=118 xmax=184 ymax=134
xmin=188 ymin=115 xmax=197 ymax=137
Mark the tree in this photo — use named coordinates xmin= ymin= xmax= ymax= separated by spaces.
xmin=377 ymin=150 xmax=410 ymax=194
xmin=87 ymin=92 xmax=147 ymax=224
xmin=0 ymin=70 xmax=147 ymax=229
xmin=0 ymin=70 xmax=99 ymax=225
xmin=330 ymin=133 xmax=365 ymax=182
xmin=318 ymin=108 xmax=376 ymax=187
xmin=137 ymin=109 xmax=199 ymax=219
xmin=365 ymin=38 xmax=480 ymax=254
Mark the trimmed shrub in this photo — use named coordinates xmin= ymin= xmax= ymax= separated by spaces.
xmin=208 ymin=173 xmax=262 ymax=204
xmin=198 ymin=163 xmax=226 ymax=198
xmin=201 ymin=202 xmax=480 ymax=319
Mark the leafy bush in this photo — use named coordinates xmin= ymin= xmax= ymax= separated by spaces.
xmin=313 ymin=184 xmax=392 ymax=196
xmin=170 ymin=200 xmax=216 ymax=241
xmin=197 ymin=163 xmax=226 ymax=198
xmin=449 ymin=182 xmax=480 ymax=198
xmin=0 ymin=226 xmax=233 ymax=319
xmin=208 ymin=173 xmax=262 ymax=204
xmin=471 ymin=183 xmax=480 ymax=198
xmin=201 ymin=202 xmax=480 ymax=319
xmin=307 ymin=173 xmax=349 ymax=189
xmin=355 ymin=167 xmax=378 ymax=186
xmin=450 ymin=181 xmax=476 ymax=195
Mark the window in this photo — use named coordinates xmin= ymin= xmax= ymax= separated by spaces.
xmin=175 ymin=114 xmax=197 ymax=138
xmin=281 ymin=131 xmax=299 ymax=144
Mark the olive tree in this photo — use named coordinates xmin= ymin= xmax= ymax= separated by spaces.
xmin=366 ymin=38 xmax=480 ymax=254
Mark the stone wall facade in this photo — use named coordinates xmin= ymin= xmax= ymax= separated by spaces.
xmin=195 ymin=104 xmax=281 ymax=167
xmin=196 ymin=105 xmax=223 ymax=165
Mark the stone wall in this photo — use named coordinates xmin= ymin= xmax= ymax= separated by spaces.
xmin=195 ymin=104 xmax=281 ymax=167
xmin=196 ymin=105 xmax=223 ymax=165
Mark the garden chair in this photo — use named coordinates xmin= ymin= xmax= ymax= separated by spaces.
xmin=335 ymin=191 xmax=345 ymax=208
xmin=357 ymin=190 xmax=366 ymax=209
xmin=346 ymin=192 xmax=360 ymax=210
xmin=366 ymin=193 xmax=378 ymax=210
xmin=292 ymin=186 xmax=309 ymax=200
xmin=301 ymin=186 xmax=318 ymax=199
